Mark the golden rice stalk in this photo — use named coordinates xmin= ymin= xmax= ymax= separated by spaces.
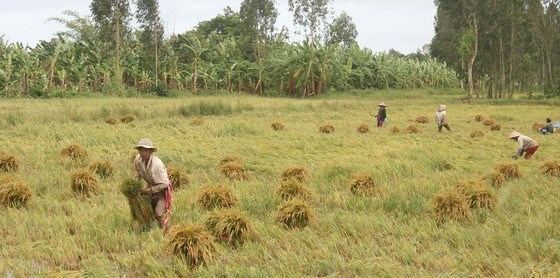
xmin=465 ymin=187 xmax=496 ymax=210
xmin=121 ymin=178 xmax=153 ymax=226
xmin=404 ymin=125 xmax=421 ymax=134
xmin=434 ymin=191 xmax=472 ymax=225
xmin=454 ymin=179 xmax=484 ymax=194
xmin=415 ymin=116 xmax=429 ymax=124
xmin=482 ymin=118 xmax=495 ymax=126
xmin=89 ymin=159 xmax=114 ymax=179
xmin=356 ymin=124 xmax=369 ymax=133
xmin=104 ymin=116 xmax=118 ymax=125
xmin=490 ymin=123 xmax=501 ymax=131
xmin=0 ymin=175 xmax=33 ymax=208
xmin=196 ymin=185 xmax=237 ymax=210
xmin=61 ymin=144 xmax=87 ymax=159
xmin=219 ymin=156 xmax=241 ymax=166
xmin=494 ymin=163 xmax=521 ymax=180
xmin=541 ymin=160 xmax=560 ymax=177
xmin=189 ymin=119 xmax=205 ymax=126
xmin=280 ymin=166 xmax=310 ymax=183
xmin=490 ymin=170 xmax=506 ymax=187
xmin=167 ymin=167 xmax=190 ymax=190
xmin=470 ymin=130 xmax=484 ymax=138
xmin=532 ymin=122 xmax=542 ymax=132
xmin=276 ymin=199 xmax=313 ymax=229
xmin=475 ymin=115 xmax=484 ymax=122
xmin=219 ymin=161 xmax=248 ymax=181
xmin=276 ymin=180 xmax=313 ymax=201
xmin=349 ymin=173 xmax=377 ymax=197
xmin=203 ymin=209 xmax=255 ymax=245
xmin=121 ymin=115 xmax=136 ymax=123
xmin=0 ymin=152 xmax=20 ymax=172
xmin=389 ymin=126 xmax=400 ymax=134
xmin=271 ymin=122 xmax=285 ymax=131
xmin=70 ymin=169 xmax=98 ymax=196
xmin=319 ymin=124 xmax=335 ymax=133
xmin=167 ymin=223 xmax=216 ymax=268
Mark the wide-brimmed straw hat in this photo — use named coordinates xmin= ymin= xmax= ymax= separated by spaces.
xmin=509 ymin=131 xmax=521 ymax=139
xmin=378 ymin=102 xmax=387 ymax=107
xmin=437 ymin=104 xmax=446 ymax=112
xmin=134 ymin=138 xmax=157 ymax=151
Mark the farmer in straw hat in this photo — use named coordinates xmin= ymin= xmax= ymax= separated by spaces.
xmin=435 ymin=104 xmax=451 ymax=132
xmin=134 ymin=138 xmax=172 ymax=232
xmin=509 ymin=131 xmax=538 ymax=159
xmin=370 ymin=101 xmax=387 ymax=127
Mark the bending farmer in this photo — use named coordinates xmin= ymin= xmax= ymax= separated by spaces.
xmin=509 ymin=131 xmax=538 ymax=159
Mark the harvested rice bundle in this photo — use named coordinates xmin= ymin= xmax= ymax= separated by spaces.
xmin=470 ymin=130 xmax=484 ymax=138
xmin=89 ymin=159 xmax=114 ymax=179
xmin=475 ymin=115 xmax=484 ymax=122
xmin=490 ymin=170 xmax=506 ymax=187
xmin=121 ymin=115 xmax=136 ymax=123
xmin=454 ymin=179 xmax=496 ymax=210
xmin=70 ymin=169 xmax=99 ymax=196
xmin=490 ymin=123 xmax=501 ymax=131
xmin=0 ymin=152 xmax=19 ymax=172
xmin=434 ymin=191 xmax=472 ymax=225
xmin=349 ymin=173 xmax=377 ymax=197
xmin=104 ymin=116 xmax=118 ymax=125
xmin=189 ymin=119 xmax=204 ymax=126
xmin=167 ymin=223 xmax=216 ymax=268
xmin=196 ymin=185 xmax=237 ymax=210
xmin=0 ymin=175 xmax=32 ymax=208
xmin=167 ymin=167 xmax=190 ymax=190
xmin=541 ymin=160 xmax=560 ymax=177
xmin=276 ymin=180 xmax=313 ymax=201
xmin=203 ymin=209 xmax=255 ymax=245
xmin=219 ymin=156 xmax=241 ymax=166
xmin=219 ymin=161 xmax=248 ymax=181
xmin=271 ymin=122 xmax=285 ymax=131
xmin=319 ymin=124 xmax=335 ymax=133
xmin=280 ymin=166 xmax=310 ymax=183
xmin=276 ymin=199 xmax=313 ymax=229
xmin=404 ymin=125 xmax=421 ymax=134
xmin=61 ymin=144 xmax=87 ymax=159
xmin=356 ymin=124 xmax=369 ymax=133
xmin=415 ymin=116 xmax=429 ymax=124
xmin=482 ymin=118 xmax=495 ymax=126
xmin=494 ymin=163 xmax=521 ymax=180
xmin=532 ymin=122 xmax=542 ymax=132
xmin=389 ymin=126 xmax=400 ymax=134
xmin=121 ymin=178 xmax=153 ymax=227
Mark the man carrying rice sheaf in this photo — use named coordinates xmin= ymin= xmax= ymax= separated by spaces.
xmin=134 ymin=138 xmax=172 ymax=232
xmin=509 ymin=131 xmax=539 ymax=159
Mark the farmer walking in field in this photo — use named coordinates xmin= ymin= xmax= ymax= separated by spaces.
xmin=371 ymin=102 xmax=387 ymax=127
xmin=509 ymin=131 xmax=539 ymax=159
xmin=134 ymin=138 xmax=172 ymax=233
xmin=435 ymin=104 xmax=451 ymax=132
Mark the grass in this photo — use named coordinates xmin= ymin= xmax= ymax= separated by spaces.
xmin=0 ymin=93 xmax=560 ymax=276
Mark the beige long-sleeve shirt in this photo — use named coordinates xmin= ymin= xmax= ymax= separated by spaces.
xmin=435 ymin=110 xmax=447 ymax=125
xmin=517 ymin=135 xmax=538 ymax=152
xmin=134 ymin=154 xmax=169 ymax=194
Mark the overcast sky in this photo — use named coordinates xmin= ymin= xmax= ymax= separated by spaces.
xmin=0 ymin=0 xmax=436 ymax=54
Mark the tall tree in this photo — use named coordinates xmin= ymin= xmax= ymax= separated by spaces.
xmin=239 ymin=0 xmax=278 ymax=61
xmin=90 ymin=0 xmax=132 ymax=87
xmin=135 ymin=0 xmax=164 ymax=86
xmin=288 ymin=0 xmax=333 ymax=43
xmin=325 ymin=11 xmax=358 ymax=47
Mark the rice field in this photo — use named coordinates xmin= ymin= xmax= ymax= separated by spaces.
xmin=0 ymin=91 xmax=559 ymax=276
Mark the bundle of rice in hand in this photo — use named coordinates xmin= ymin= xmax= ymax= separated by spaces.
xmin=121 ymin=178 xmax=153 ymax=228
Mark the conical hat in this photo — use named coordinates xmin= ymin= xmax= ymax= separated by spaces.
xmin=509 ymin=131 xmax=521 ymax=139
xmin=378 ymin=102 xmax=387 ymax=107
xmin=437 ymin=104 xmax=446 ymax=111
